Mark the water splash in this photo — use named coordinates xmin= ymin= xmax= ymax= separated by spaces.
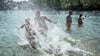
xmin=17 ymin=19 xmax=93 ymax=56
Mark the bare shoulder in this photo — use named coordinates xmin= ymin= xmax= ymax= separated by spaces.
xmin=41 ymin=16 xmax=47 ymax=19
xmin=66 ymin=16 xmax=70 ymax=19
xmin=67 ymin=15 xmax=69 ymax=18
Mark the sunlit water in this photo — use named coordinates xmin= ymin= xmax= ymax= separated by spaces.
xmin=0 ymin=10 xmax=100 ymax=56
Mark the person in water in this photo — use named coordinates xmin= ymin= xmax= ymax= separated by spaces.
xmin=78 ymin=14 xmax=83 ymax=27
xmin=20 ymin=18 xmax=36 ymax=49
xmin=34 ymin=11 xmax=56 ymax=36
xmin=66 ymin=10 xmax=72 ymax=31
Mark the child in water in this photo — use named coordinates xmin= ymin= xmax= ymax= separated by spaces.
xmin=66 ymin=10 xmax=72 ymax=31
xmin=78 ymin=14 xmax=83 ymax=27
xmin=20 ymin=18 xmax=36 ymax=49
xmin=34 ymin=11 xmax=56 ymax=36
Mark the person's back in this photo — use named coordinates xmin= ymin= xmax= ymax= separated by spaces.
xmin=67 ymin=16 xmax=72 ymax=25
xmin=78 ymin=14 xmax=83 ymax=27
xmin=66 ymin=10 xmax=72 ymax=31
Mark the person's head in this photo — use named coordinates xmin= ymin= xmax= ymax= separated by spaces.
xmin=69 ymin=10 xmax=72 ymax=15
xmin=35 ymin=11 xmax=40 ymax=17
xmin=79 ymin=14 xmax=83 ymax=17
xmin=25 ymin=18 xmax=30 ymax=24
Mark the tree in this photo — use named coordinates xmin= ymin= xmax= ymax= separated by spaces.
xmin=0 ymin=0 xmax=8 ymax=10
xmin=47 ymin=0 xmax=52 ymax=8
xmin=77 ymin=0 xmax=83 ymax=9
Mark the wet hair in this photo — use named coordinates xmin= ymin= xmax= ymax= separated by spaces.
xmin=69 ymin=10 xmax=72 ymax=15
xmin=36 ymin=11 xmax=40 ymax=14
xmin=79 ymin=14 xmax=83 ymax=17
xmin=36 ymin=11 xmax=40 ymax=16
xmin=25 ymin=18 xmax=30 ymax=24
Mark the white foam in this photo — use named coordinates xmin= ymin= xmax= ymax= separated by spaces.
xmin=17 ymin=19 xmax=93 ymax=56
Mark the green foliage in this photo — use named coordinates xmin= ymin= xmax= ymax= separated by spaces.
xmin=0 ymin=0 xmax=9 ymax=10
xmin=49 ymin=0 xmax=100 ymax=10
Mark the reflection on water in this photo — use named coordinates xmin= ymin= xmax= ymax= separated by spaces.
xmin=0 ymin=10 xmax=100 ymax=56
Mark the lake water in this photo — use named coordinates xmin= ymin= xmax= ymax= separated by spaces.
xmin=0 ymin=10 xmax=100 ymax=56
